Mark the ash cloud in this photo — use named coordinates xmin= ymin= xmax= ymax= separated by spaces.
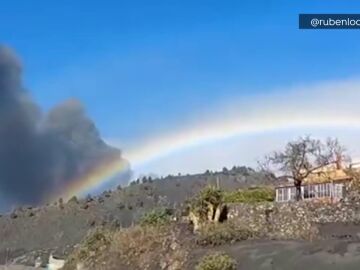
xmin=0 ymin=45 xmax=130 ymax=209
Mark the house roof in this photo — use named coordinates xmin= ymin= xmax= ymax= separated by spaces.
xmin=276 ymin=176 xmax=292 ymax=186
xmin=275 ymin=165 xmax=353 ymax=189
xmin=275 ymin=177 xmax=352 ymax=189
xmin=303 ymin=167 xmax=350 ymax=184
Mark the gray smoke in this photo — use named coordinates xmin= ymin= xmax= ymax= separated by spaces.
xmin=0 ymin=46 xmax=130 ymax=209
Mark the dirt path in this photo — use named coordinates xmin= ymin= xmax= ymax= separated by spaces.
xmin=187 ymin=240 xmax=360 ymax=270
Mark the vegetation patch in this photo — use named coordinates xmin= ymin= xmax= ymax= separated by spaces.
xmin=189 ymin=186 xmax=224 ymax=221
xmin=195 ymin=252 xmax=237 ymax=270
xmin=139 ymin=207 xmax=172 ymax=226
xmin=187 ymin=186 xmax=228 ymax=232
xmin=224 ymin=186 xmax=275 ymax=203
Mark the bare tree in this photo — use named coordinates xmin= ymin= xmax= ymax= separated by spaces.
xmin=260 ymin=136 xmax=348 ymax=200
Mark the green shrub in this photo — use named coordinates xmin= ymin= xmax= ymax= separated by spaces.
xmin=196 ymin=221 xmax=255 ymax=246
xmin=224 ymin=186 xmax=275 ymax=203
xmin=196 ymin=252 xmax=237 ymax=270
xmin=68 ymin=195 xmax=79 ymax=204
xmin=139 ymin=208 xmax=172 ymax=226
xmin=189 ymin=186 xmax=224 ymax=221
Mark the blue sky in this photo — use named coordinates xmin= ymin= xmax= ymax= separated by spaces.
xmin=2 ymin=1 xmax=360 ymax=176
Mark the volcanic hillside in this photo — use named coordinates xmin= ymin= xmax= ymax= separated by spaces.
xmin=0 ymin=166 xmax=275 ymax=264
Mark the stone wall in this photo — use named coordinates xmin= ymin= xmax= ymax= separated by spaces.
xmin=227 ymin=200 xmax=360 ymax=239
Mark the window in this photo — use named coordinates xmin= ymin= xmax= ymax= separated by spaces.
xmin=310 ymin=185 xmax=316 ymax=198
xmin=290 ymin=187 xmax=296 ymax=201
xmin=318 ymin=183 xmax=330 ymax=198
xmin=277 ymin=188 xmax=289 ymax=202
xmin=303 ymin=185 xmax=316 ymax=199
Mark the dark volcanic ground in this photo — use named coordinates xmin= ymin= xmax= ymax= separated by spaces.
xmin=4 ymin=239 xmax=360 ymax=270
xmin=189 ymin=239 xmax=360 ymax=270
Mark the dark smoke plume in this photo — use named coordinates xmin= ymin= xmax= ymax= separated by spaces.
xmin=0 ymin=46 xmax=130 ymax=209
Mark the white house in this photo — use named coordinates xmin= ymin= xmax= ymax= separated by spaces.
xmin=275 ymin=164 xmax=353 ymax=203
xmin=275 ymin=180 xmax=347 ymax=202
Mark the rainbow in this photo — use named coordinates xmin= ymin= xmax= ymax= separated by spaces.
xmin=47 ymin=158 xmax=129 ymax=202
xmin=49 ymin=113 xmax=360 ymax=202
xmin=49 ymin=79 xmax=360 ymax=202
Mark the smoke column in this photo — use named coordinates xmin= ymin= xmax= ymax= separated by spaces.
xmin=0 ymin=45 xmax=130 ymax=209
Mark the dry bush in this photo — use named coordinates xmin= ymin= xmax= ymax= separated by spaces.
xmin=63 ymin=224 xmax=190 ymax=270
xmin=108 ymin=224 xmax=188 ymax=270
xmin=62 ymin=228 xmax=112 ymax=270
xmin=196 ymin=220 xmax=256 ymax=246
